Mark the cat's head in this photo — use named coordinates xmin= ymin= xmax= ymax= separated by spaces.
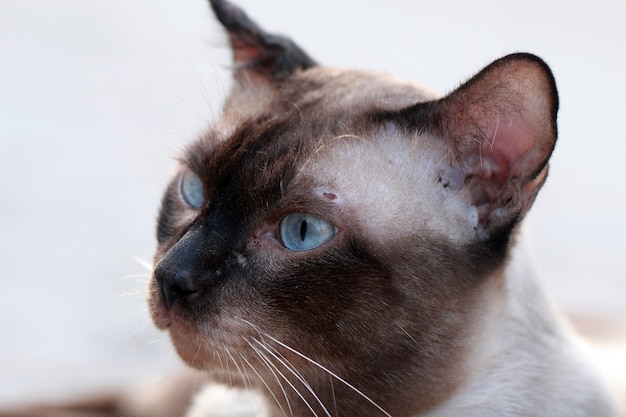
xmin=148 ymin=0 xmax=558 ymax=415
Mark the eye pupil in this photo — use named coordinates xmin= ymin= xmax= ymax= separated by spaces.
xmin=279 ymin=213 xmax=336 ymax=252
xmin=299 ymin=220 xmax=307 ymax=242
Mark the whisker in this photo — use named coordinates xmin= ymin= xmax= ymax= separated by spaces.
xmin=216 ymin=349 xmax=225 ymax=372
xmin=189 ymin=339 xmax=204 ymax=370
xmin=241 ymin=319 xmax=392 ymax=417
xmin=118 ymin=289 xmax=147 ymax=298
xmin=329 ymin=375 xmax=338 ymax=417
xmin=120 ymin=273 xmax=151 ymax=281
xmin=224 ymin=344 xmax=248 ymax=388
xmin=269 ymin=335 xmax=392 ymax=417
xmin=215 ymin=349 xmax=230 ymax=388
xmin=224 ymin=344 xmax=235 ymax=388
xmin=241 ymin=352 xmax=290 ymax=417
xmin=250 ymin=341 xmax=320 ymax=417
xmin=248 ymin=341 xmax=294 ymax=417
xmin=224 ymin=345 xmax=257 ymax=417
xmin=131 ymin=255 xmax=153 ymax=272
xmin=253 ymin=338 xmax=332 ymax=417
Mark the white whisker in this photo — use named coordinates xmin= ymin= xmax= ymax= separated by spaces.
xmin=224 ymin=345 xmax=258 ymax=417
xmin=253 ymin=338 xmax=332 ymax=417
xmin=131 ymin=255 xmax=153 ymax=272
xmin=241 ymin=352 xmax=290 ymax=417
xmin=221 ymin=343 xmax=236 ymax=388
xmin=120 ymin=273 xmax=151 ymax=281
xmin=216 ymin=349 xmax=224 ymax=372
xmin=226 ymin=347 xmax=252 ymax=390
xmin=118 ymin=289 xmax=146 ymax=298
xmin=241 ymin=319 xmax=392 ymax=417
xmin=250 ymin=341 xmax=320 ymax=417
xmin=329 ymin=375 xmax=338 ymax=417
xmin=248 ymin=341 xmax=294 ymax=417
xmin=189 ymin=339 xmax=203 ymax=369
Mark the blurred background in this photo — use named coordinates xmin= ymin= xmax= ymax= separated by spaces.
xmin=1 ymin=0 xmax=624 ymax=408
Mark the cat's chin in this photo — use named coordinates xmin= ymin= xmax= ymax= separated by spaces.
xmin=165 ymin=317 xmax=228 ymax=372
xmin=158 ymin=307 xmax=267 ymax=373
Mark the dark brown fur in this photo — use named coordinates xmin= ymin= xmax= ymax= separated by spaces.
xmin=148 ymin=1 xmax=559 ymax=416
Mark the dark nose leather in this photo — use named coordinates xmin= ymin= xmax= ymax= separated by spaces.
xmin=155 ymin=264 xmax=200 ymax=309
xmin=154 ymin=226 xmax=220 ymax=309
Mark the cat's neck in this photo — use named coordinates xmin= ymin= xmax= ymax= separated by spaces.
xmin=423 ymin=226 xmax=618 ymax=417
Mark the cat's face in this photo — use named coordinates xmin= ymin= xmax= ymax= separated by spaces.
xmin=148 ymin=1 xmax=558 ymax=415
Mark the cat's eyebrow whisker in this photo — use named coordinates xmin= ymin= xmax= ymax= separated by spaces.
xmin=250 ymin=340 xmax=320 ymax=417
xmin=253 ymin=338 xmax=332 ymax=417
xmin=248 ymin=341 xmax=294 ymax=417
xmin=293 ymin=123 xmax=329 ymax=173
xmin=296 ymin=142 xmax=326 ymax=176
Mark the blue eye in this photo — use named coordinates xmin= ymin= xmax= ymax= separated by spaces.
xmin=179 ymin=169 xmax=204 ymax=209
xmin=280 ymin=213 xmax=336 ymax=252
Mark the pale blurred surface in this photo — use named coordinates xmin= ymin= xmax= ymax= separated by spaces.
xmin=1 ymin=0 xmax=624 ymax=407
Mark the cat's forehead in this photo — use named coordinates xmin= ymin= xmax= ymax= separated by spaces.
xmin=183 ymin=68 xmax=438 ymax=191
xmin=220 ymin=67 xmax=438 ymax=129
xmin=180 ymin=67 xmax=473 ymax=244
xmin=294 ymin=128 xmax=476 ymax=244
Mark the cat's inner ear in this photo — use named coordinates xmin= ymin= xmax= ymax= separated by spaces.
xmin=210 ymin=0 xmax=317 ymax=83
xmin=417 ymin=54 xmax=558 ymax=236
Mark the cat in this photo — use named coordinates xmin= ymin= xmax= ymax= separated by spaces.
xmin=147 ymin=0 xmax=620 ymax=416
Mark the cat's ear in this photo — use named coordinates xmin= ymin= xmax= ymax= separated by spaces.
xmin=421 ymin=54 xmax=558 ymax=237
xmin=210 ymin=0 xmax=317 ymax=83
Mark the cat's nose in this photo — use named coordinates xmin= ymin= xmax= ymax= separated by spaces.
xmin=154 ymin=226 xmax=222 ymax=309
xmin=155 ymin=264 xmax=201 ymax=309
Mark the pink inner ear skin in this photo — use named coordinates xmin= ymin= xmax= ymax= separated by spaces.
xmin=475 ymin=111 xmax=541 ymax=204
xmin=467 ymin=110 xmax=550 ymax=228
xmin=437 ymin=54 xmax=558 ymax=231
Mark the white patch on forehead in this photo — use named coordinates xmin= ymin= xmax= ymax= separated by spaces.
xmin=298 ymin=125 xmax=478 ymax=244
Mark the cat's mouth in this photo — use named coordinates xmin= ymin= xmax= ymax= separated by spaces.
xmin=148 ymin=282 xmax=227 ymax=369
xmin=148 ymin=272 xmax=265 ymax=370
xmin=148 ymin=284 xmax=296 ymax=382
